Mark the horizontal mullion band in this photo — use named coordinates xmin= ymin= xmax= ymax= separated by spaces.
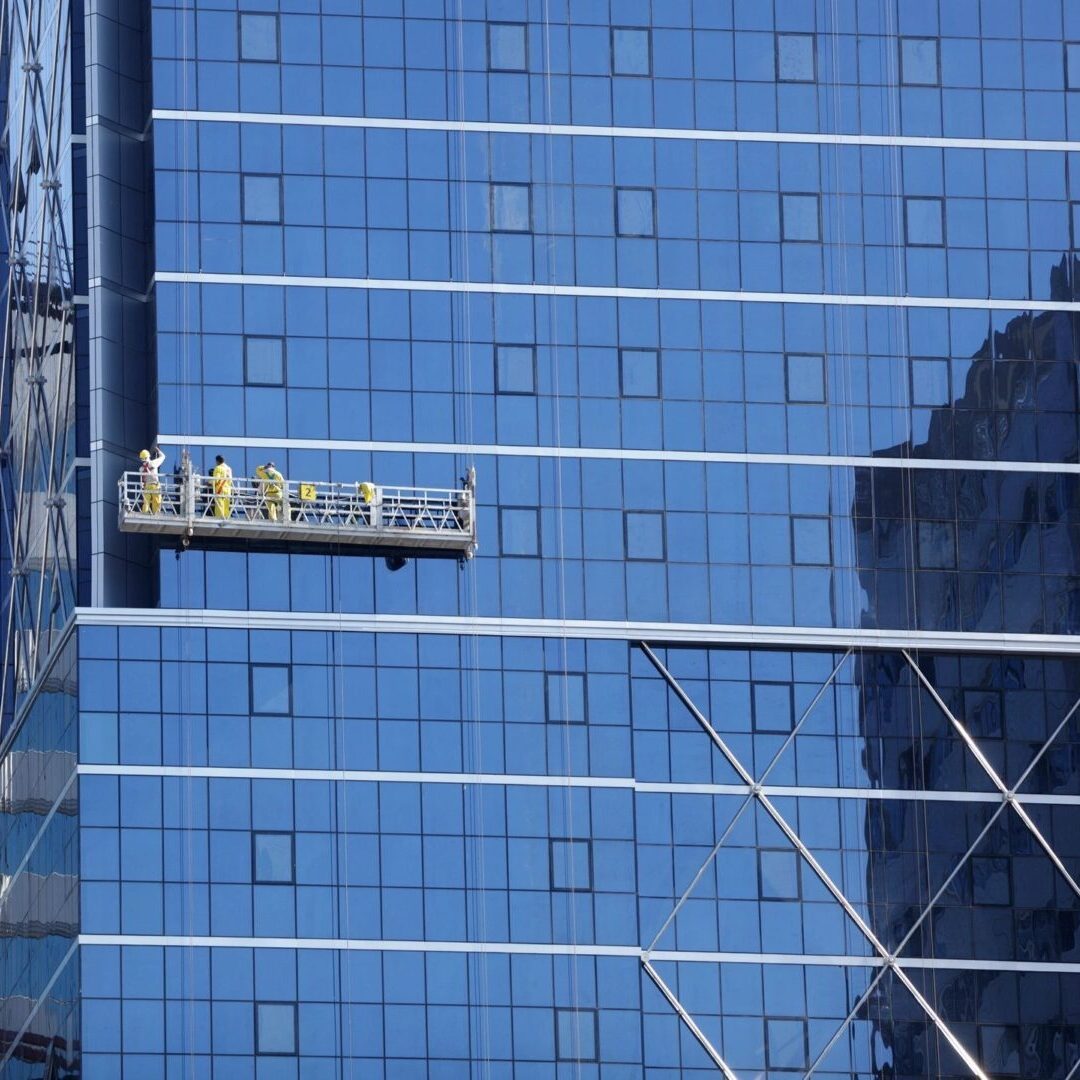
xmin=75 ymin=934 xmax=1080 ymax=974
xmin=152 ymin=270 xmax=1080 ymax=313
xmin=155 ymin=433 xmax=1080 ymax=477
xmin=77 ymin=764 xmax=1025 ymax=805
xmin=73 ymin=607 xmax=1080 ymax=655
xmin=150 ymin=109 xmax=1080 ymax=155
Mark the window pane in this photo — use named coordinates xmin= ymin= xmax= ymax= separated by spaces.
xmin=556 ymin=1008 xmax=597 ymax=1061
xmin=243 ymin=175 xmax=282 ymax=224
xmin=616 ymin=187 xmax=655 ymax=237
xmin=752 ymin=682 xmax=794 ymax=732
xmin=777 ymin=33 xmax=815 ymax=81
xmin=496 ymin=345 xmax=535 ymax=393
xmin=792 ymin=517 xmax=830 ymax=565
xmin=759 ymin=849 xmax=800 ymax=899
xmin=254 ymin=832 xmax=294 ymax=883
xmin=766 ymin=1018 xmax=807 ymax=1069
xmin=1069 ymin=43 xmax=1080 ymax=90
xmin=546 ymin=673 xmax=586 ymax=723
xmin=256 ymin=1003 xmax=296 ymax=1054
xmin=785 ymin=354 xmax=825 ymax=402
xmin=551 ymin=838 xmax=591 ymax=890
xmin=500 ymin=508 xmax=538 ymax=555
xmin=625 ymin=511 xmax=664 ymax=560
xmin=612 ymin=28 xmax=650 ymax=75
xmin=491 ymin=184 xmax=531 ymax=232
xmin=901 ymin=37 xmax=939 ymax=85
xmin=906 ymin=197 xmax=944 ymax=245
xmin=245 ymin=337 xmax=284 ymax=385
xmin=911 ymin=358 xmax=949 ymax=405
xmin=781 ymin=194 xmax=819 ymax=241
xmin=620 ymin=349 xmax=659 ymax=397
xmin=251 ymin=663 xmax=290 ymax=714
xmin=917 ymin=520 xmax=956 ymax=569
xmin=240 ymin=13 xmax=279 ymax=61
xmin=489 ymin=23 xmax=526 ymax=71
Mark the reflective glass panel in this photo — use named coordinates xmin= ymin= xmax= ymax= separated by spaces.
xmin=625 ymin=511 xmax=664 ymax=560
xmin=240 ymin=13 xmax=278 ymax=61
xmin=905 ymin=196 xmax=944 ymax=245
xmin=612 ymin=28 xmax=650 ymax=76
xmin=901 ymin=37 xmax=939 ymax=85
xmin=256 ymin=1002 xmax=296 ymax=1054
xmin=619 ymin=349 xmax=659 ymax=397
xmin=785 ymin=354 xmax=825 ymax=403
xmin=496 ymin=345 xmax=535 ymax=394
xmin=242 ymin=175 xmax=282 ymax=224
xmin=491 ymin=183 xmax=531 ymax=232
xmin=555 ymin=1009 xmax=597 ymax=1061
xmin=781 ymin=194 xmax=819 ymax=241
xmin=500 ymin=508 xmax=539 ymax=555
xmin=777 ymin=34 xmax=815 ymax=82
xmin=550 ymin=838 xmax=591 ymax=890
xmin=253 ymin=832 xmax=294 ymax=883
xmin=616 ymin=187 xmax=655 ymax=237
xmin=244 ymin=337 xmax=284 ymax=386
xmin=251 ymin=663 xmax=290 ymax=715
xmin=488 ymin=23 xmax=526 ymax=72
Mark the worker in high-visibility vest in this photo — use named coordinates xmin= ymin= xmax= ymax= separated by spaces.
xmin=212 ymin=454 xmax=233 ymax=518
xmin=256 ymin=461 xmax=286 ymax=521
xmin=138 ymin=446 xmax=166 ymax=513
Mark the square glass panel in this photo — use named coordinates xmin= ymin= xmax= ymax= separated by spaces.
xmin=256 ymin=1002 xmax=296 ymax=1055
xmin=905 ymin=197 xmax=944 ymax=245
xmin=496 ymin=345 xmax=535 ymax=394
xmin=550 ymin=838 xmax=591 ymax=890
xmin=979 ymin=1026 xmax=1021 ymax=1075
xmin=242 ymin=174 xmax=282 ymax=224
xmin=251 ymin=663 xmax=290 ymax=715
xmin=759 ymin=849 xmax=800 ymax=899
xmin=612 ymin=28 xmax=650 ymax=75
xmin=901 ymin=37 xmax=939 ymax=85
xmin=752 ymin=682 xmax=794 ymax=732
xmin=911 ymin=358 xmax=949 ymax=405
xmin=501 ymin=507 xmax=539 ymax=556
xmin=781 ymin=194 xmax=820 ymax=241
xmin=546 ymin=673 xmax=586 ymax=724
xmin=245 ymin=337 xmax=284 ymax=386
xmin=625 ymin=511 xmax=665 ymax=560
xmin=1068 ymin=43 xmax=1080 ymax=90
xmin=917 ymin=520 xmax=956 ymax=569
xmin=556 ymin=1008 xmax=598 ymax=1061
xmin=240 ymin=13 xmax=279 ymax=61
xmin=616 ymin=187 xmax=655 ymax=237
xmin=766 ymin=1018 xmax=808 ymax=1069
xmin=777 ymin=33 xmax=815 ymax=81
xmin=785 ymin=354 xmax=825 ymax=402
xmin=491 ymin=183 xmax=531 ymax=232
xmin=253 ymin=832 xmax=294 ymax=883
xmin=792 ymin=517 xmax=830 ymax=565
xmin=488 ymin=23 xmax=526 ymax=71
xmin=620 ymin=349 xmax=659 ymax=397
xmin=1071 ymin=201 xmax=1080 ymax=248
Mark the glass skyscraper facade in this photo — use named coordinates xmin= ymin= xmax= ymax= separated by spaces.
xmin=5 ymin=0 xmax=1080 ymax=1076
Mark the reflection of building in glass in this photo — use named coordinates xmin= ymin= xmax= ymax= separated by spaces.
xmin=847 ymin=262 xmax=1080 ymax=1077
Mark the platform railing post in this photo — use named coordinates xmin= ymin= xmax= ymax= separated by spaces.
xmin=181 ymin=451 xmax=196 ymax=527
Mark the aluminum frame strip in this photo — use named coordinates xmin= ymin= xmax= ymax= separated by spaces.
xmin=149 ymin=108 xmax=1080 ymax=155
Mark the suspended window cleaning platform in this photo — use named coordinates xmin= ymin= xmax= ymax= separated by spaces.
xmin=118 ymin=462 xmax=477 ymax=557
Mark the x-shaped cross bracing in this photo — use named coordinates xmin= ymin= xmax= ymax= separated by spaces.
xmin=638 ymin=641 xmax=1080 ymax=1079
